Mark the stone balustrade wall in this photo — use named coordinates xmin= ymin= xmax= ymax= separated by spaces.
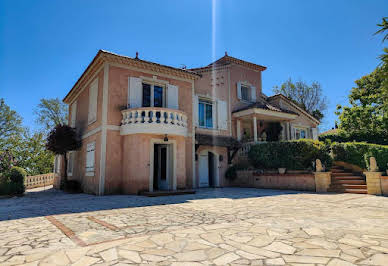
xmin=25 ymin=173 xmax=55 ymax=189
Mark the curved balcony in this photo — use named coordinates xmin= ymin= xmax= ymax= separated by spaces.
xmin=120 ymin=107 xmax=188 ymax=136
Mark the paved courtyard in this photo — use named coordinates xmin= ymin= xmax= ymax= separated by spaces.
xmin=1 ymin=187 xmax=388 ymax=265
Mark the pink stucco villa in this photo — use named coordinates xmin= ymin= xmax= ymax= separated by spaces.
xmin=55 ymin=50 xmax=319 ymax=195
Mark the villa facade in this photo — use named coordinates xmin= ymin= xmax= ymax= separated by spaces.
xmin=57 ymin=50 xmax=319 ymax=195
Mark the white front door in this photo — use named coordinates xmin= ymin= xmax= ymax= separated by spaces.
xmin=199 ymin=153 xmax=209 ymax=187
xmin=157 ymin=145 xmax=169 ymax=190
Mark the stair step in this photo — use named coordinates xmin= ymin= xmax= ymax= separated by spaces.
xmin=333 ymin=179 xmax=366 ymax=185
xmin=343 ymin=189 xmax=368 ymax=194
xmin=331 ymin=169 xmax=346 ymax=173
xmin=332 ymin=172 xmax=358 ymax=176
xmin=327 ymin=188 xmax=368 ymax=194
xmin=333 ymin=175 xmax=364 ymax=180
xmin=330 ymin=184 xmax=367 ymax=189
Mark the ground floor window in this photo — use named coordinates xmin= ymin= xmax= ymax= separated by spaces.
xmin=295 ymin=128 xmax=307 ymax=139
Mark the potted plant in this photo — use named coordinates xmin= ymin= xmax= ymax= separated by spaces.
xmin=277 ymin=153 xmax=288 ymax=174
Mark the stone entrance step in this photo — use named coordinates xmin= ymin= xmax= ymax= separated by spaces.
xmin=329 ymin=164 xmax=368 ymax=194
xmin=333 ymin=179 xmax=366 ymax=185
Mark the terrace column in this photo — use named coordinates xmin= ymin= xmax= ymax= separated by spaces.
xmin=253 ymin=116 xmax=258 ymax=143
xmin=286 ymin=122 xmax=291 ymax=140
xmin=237 ymin=119 xmax=241 ymax=141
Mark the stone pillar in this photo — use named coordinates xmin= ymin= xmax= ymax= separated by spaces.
xmin=314 ymin=172 xmax=331 ymax=192
xmin=253 ymin=116 xmax=258 ymax=142
xmin=364 ymin=171 xmax=383 ymax=195
xmin=237 ymin=119 xmax=241 ymax=141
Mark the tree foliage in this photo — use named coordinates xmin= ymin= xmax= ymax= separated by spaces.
xmin=0 ymin=99 xmax=55 ymax=176
xmin=273 ymin=78 xmax=328 ymax=121
xmin=336 ymin=18 xmax=388 ymax=139
xmin=46 ymin=125 xmax=81 ymax=185
xmin=34 ymin=98 xmax=68 ymax=132
xmin=0 ymin=98 xmax=24 ymax=150
xmin=375 ymin=17 xmax=388 ymax=43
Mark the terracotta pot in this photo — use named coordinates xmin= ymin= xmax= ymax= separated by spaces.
xmin=278 ymin=168 xmax=286 ymax=174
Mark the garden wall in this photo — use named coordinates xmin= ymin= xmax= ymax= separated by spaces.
xmin=25 ymin=173 xmax=55 ymax=189
xmin=228 ymin=170 xmax=316 ymax=191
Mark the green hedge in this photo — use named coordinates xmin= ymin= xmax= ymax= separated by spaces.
xmin=331 ymin=142 xmax=388 ymax=172
xmin=248 ymin=139 xmax=332 ymax=171
xmin=319 ymin=130 xmax=388 ymax=145
xmin=0 ymin=166 xmax=26 ymax=195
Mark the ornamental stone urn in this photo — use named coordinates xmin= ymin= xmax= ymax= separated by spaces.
xmin=369 ymin=157 xmax=379 ymax=172
xmin=315 ymin=159 xmax=324 ymax=172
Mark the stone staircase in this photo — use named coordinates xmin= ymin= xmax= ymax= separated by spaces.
xmin=328 ymin=165 xmax=368 ymax=194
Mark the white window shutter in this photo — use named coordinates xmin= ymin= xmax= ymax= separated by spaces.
xmin=312 ymin=128 xmax=318 ymax=140
xmin=217 ymin=100 xmax=228 ymax=130
xmin=167 ymin=84 xmax=179 ymax=109
xmin=212 ymin=101 xmax=217 ymax=129
xmin=88 ymin=78 xmax=98 ymax=124
xmin=128 ymin=77 xmax=142 ymax=108
xmin=251 ymin=86 xmax=257 ymax=102
xmin=237 ymin=82 xmax=242 ymax=99
xmin=70 ymin=101 xmax=77 ymax=127
xmin=86 ymin=142 xmax=95 ymax=172
xmin=193 ymin=95 xmax=199 ymax=126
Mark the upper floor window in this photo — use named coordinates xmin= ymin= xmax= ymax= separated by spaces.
xmin=237 ymin=82 xmax=256 ymax=103
xmin=198 ymin=100 xmax=213 ymax=128
xmin=70 ymin=101 xmax=77 ymax=128
xmin=142 ymin=83 xmax=165 ymax=108
xmin=88 ymin=78 xmax=98 ymax=125
xmin=241 ymin=85 xmax=251 ymax=102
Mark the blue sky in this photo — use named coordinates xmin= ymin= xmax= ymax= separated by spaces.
xmin=0 ymin=0 xmax=386 ymax=132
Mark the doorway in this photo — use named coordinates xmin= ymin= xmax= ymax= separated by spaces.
xmin=153 ymin=144 xmax=172 ymax=191
xmin=199 ymin=151 xmax=218 ymax=188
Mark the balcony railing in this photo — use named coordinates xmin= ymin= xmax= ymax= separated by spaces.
xmin=120 ymin=107 xmax=188 ymax=136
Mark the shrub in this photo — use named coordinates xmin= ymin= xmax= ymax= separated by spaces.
xmin=9 ymin=167 xmax=27 ymax=183
xmin=0 ymin=167 xmax=26 ymax=195
xmin=225 ymin=166 xmax=238 ymax=180
xmin=319 ymin=130 xmax=388 ymax=145
xmin=248 ymin=139 xmax=332 ymax=171
xmin=331 ymin=142 xmax=388 ymax=172
xmin=225 ymin=161 xmax=252 ymax=180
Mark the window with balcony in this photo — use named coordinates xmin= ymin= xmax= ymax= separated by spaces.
xmin=142 ymin=83 xmax=165 ymax=108
xmin=198 ymin=100 xmax=213 ymax=128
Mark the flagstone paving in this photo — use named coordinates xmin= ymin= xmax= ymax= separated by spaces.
xmin=1 ymin=187 xmax=388 ymax=265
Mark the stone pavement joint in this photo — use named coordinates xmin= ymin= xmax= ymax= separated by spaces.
xmin=87 ymin=216 xmax=120 ymax=231
xmin=0 ymin=187 xmax=388 ymax=265
xmin=45 ymin=215 xmax=87 ymax=247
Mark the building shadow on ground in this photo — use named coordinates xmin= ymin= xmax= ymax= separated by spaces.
xmin=0 ymin=186 xmax=316 ymax=221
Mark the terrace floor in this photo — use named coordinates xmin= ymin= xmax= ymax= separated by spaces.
xmin=1 ymin=187 xmax=388 ymax=265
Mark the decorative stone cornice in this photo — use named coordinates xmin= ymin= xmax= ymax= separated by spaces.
xmin=63 ymin=50 xmax=200 ymax=104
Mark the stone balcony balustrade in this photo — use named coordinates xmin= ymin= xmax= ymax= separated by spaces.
xmin=120 ymin=107 xmax=188 ymax=136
